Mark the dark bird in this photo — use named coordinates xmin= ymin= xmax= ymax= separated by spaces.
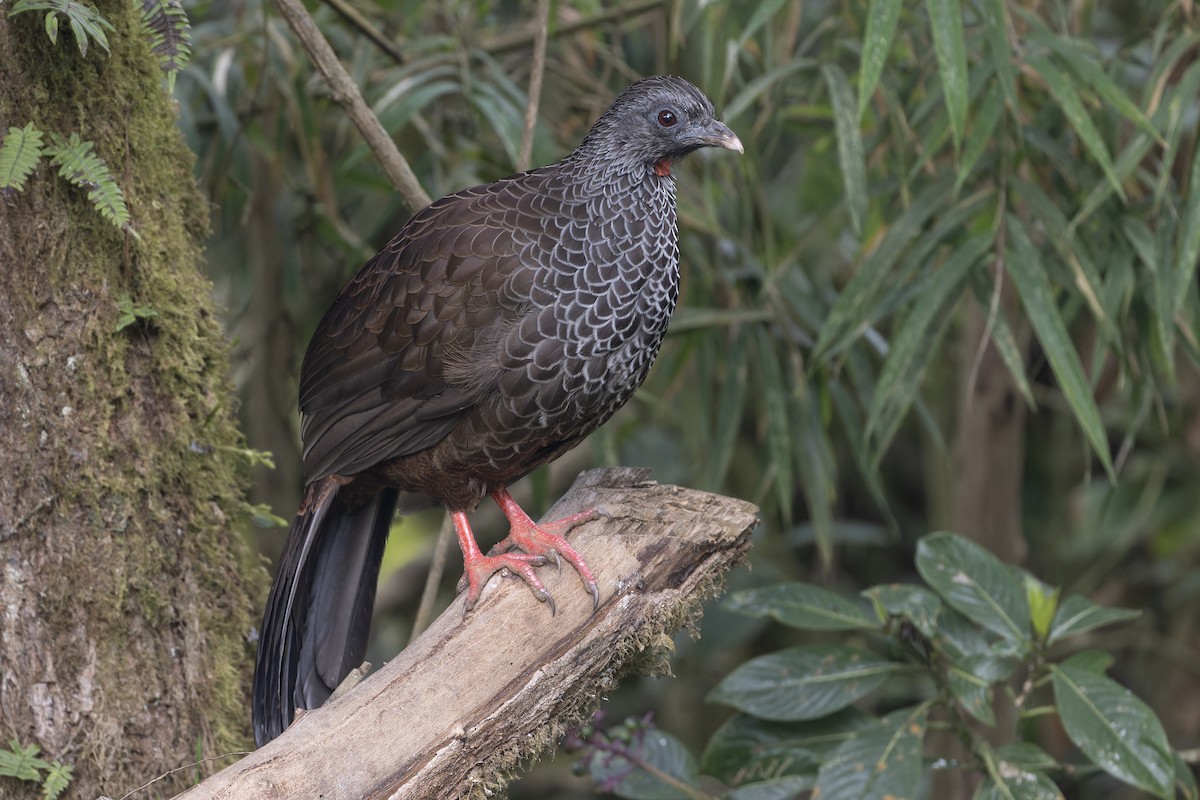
xmin=252 ymin=75 xmax=743 ymax=745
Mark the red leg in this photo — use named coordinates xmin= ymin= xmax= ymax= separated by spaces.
xmin=451 ymin=489 xmax=600 ymax=614
xmin=489 ymin=488 xmax=599 ymax=608
xmin=452 ymin=510 xmax=554 ymax=613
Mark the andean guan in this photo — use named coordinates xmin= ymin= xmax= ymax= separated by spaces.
xmin=252 ymin=75 xmax=743 ymax=745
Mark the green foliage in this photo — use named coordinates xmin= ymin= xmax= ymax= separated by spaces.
xmin=0 ymin=739 xmax=73 ymax=800
xmin=0 ymin=122 xmax=44 ymax=191
xmin=115 ymin=294 xmax=158 ymax=330
xmin=140 ymin=0 xmax=191 ymax=92
xmin=46 ymin=132 xmax=132 ymax=232
xmin=7 ymin=0 xmax=113 ymax=56
xmin=573 ymin=532 xmax=1178 ymax=799
xmin=1 ymin=123 xmax=135 ymax=233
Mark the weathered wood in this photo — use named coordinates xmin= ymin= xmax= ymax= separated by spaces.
xmin=175 ymin=467 xmax=758 ymax=800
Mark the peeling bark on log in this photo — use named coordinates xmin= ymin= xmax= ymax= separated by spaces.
xmin=174 ymin=467 xmax=758 ymax=800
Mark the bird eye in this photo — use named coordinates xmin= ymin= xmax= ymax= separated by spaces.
xmin=657 ymin=110 xmax=677 ymax=127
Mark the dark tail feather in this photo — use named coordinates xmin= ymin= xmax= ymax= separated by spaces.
xmin=252 ymin=478 xmax=399 ymax=745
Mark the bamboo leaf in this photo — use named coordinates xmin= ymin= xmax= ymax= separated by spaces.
xmin=1005 ymin=218 xmax=1114 ymax=477
xmin=926 ymin=0 xmax=969 ymax=146
xmin=823 ymin=64 xmax=867 ymax=237
xmin=793 ymin=377 xmax=837 ymax=566
xmin=859 ymin=0 xmax=904 ymax=119
xmin=956 ymin=83 xmax=1005 ymax=192
xmin=1027 ymin=55 xmax=1125 ymax=202
xmin=1171 ymin=141 xmax=1200 ymax=346
xmin=979 ymin=0 xmax=1017 ymax=112
xmin=756 ymin=329 xmax=794 ymax=522
xmin=1011 ymin=178 xmax=1109 ymax=331
xmin=866 ymin=233 xmax=989 ymax=462
xmin=812 ymin=179 xmax=952 ymax=365
xmin=1030 ymin=32 xmax=1158 ymax=140
xmin=704 ymin=328 xmax=748 ymax=489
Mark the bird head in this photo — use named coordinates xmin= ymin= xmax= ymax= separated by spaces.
xmin=572 ymin=76 xmax=744 ymax=177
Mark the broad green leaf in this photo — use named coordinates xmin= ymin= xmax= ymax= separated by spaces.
xmin=1027 ymin=55 xmax=1125 ymax=201
xmin=823 ymin=63 xmax=867 ymax=237
xmin=756 ymin=330 xmax=793 ymax=522
xmin=916 ymin=532 xmax=1030 ymax=643
xmin=933 ymin=604 xmax=993 ymax=659
xmin=1175 ymin=750 xmax=1199 ymax=800
xmin=724 ymin=583 xmax=879 ymax=631
xmin=1025 ymin=575 xmax=1060 ymax=641
xmin=708 ymin=645 xmax=902 ymax=721
xmin=728 ymin=776 xmax=816 ymax=800
xmin=1047 ymin=595 xmax=1140 ymax=645
xmin=975 ymin=769 xmax=1064 ymax=800
xmin=979 ymin=0 xmax=1017 ymax=112
xmin=813 ymin=705 xmax=927 ymax=800
xmin=993 ymin=743 xmax=1058 ymax=773
xmin=947 ymin=655 xmax=1016 ymax=726
xmin=866 ymin=232 xmax=989 ymax=461
xmin=586 ymin=728 xmax=699 ymax=800
xmin=1052 ymin=662 xmax=1174 ymax=797
xmin=863 ymin=584 xmax=943 ymax=639
xmin=1006 ymin=218 xmax=1114 ymax=477
xmin=926 ymin=0 xmax=968 ymax=146
xmin=701 ymin=709 xmax=876 ymax=783
xmin=1061 ymin=650 xmax=1115 ymax=674
xmin=859 ymin=0 xmax=903 ymax=119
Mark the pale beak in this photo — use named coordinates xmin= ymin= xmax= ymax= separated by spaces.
xmin=699 ymin=120 xmax=744 ymax=154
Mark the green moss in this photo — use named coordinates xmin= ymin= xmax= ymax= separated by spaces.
xmin=1 ymin=1 xmax=269 ymax=795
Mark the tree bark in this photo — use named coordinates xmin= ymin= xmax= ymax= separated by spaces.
xmin=173 ymin=468 xmax=758 ymax=800
xmin=0 ymin=5 xmax=264 ymax=798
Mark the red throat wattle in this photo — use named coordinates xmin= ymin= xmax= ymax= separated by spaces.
xmin=653 ymin=158 xmax=672 ymax=177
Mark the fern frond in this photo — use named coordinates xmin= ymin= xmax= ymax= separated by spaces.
xmin=41 ymin=761 xmax=73 ymax=800
xmin=140 ymin=0 xmax=192 ymax=92
xmin=0 ymin=123 xmax=45 ymax=192
xmin=45 ymin=133 xmax=131 ymax=231
xmin=9 ymin=0 xmax=114 ymax=57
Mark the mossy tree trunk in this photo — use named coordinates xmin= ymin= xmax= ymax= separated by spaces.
xmin=0 ymin=4 xmax=265 ymax=798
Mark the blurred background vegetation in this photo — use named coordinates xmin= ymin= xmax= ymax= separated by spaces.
xmin=175 ymin=0 xmax=1200 ymax=795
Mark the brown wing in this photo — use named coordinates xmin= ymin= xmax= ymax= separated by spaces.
xmin=298 ymin=170 xmax=561 ymax=482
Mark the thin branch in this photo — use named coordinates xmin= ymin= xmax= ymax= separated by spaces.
xmin=517 ymin=0 xmax=550 ymax=172
xmin=410 ymin=512 xmax=454 ymax=643
xmin=480 ymin=0 xmax=667 ymax=58
xmin=270 ymin=0 xmax=431 ymax=212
